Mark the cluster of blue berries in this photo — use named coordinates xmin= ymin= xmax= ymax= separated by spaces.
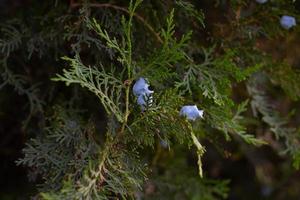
xmin=132 ymin=77 xmax=154 ymax=110
xmin=133 ymin=78 xmax=204 ymax=121
xmin=256 ymin=0 xmax=296 ymax=30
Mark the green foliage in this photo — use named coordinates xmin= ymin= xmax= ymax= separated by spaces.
xmin=145 ymin=149 xmax=230 ymax=200
xmin=175 ymin=0 xmax=205 ymax=27
xmin=176 ymin=47 xmax=261 ymax=106
xmin=247 ymin=74 xmax=300 ymax=169
xmin=205 ymin=100 xmax=266 ymax=146
xmin=0 ymin=24 xmax=22 ymax=56
xmin=16 ymin=105 xmax=98 ymax=190
xmin=269 ymin=63 xmax=300 ymax=101
xmin=0 ymin=58 xmax=43 ymax=125
xmin=139 ymin=9 xmax=192 ymax=82
xmin=1 ymin=0 xmax=300 ymax=199
xmin=53 ymin=55 xmax=124 ymax=122
xmin=128 ymin=89 xmax=190 ymax=147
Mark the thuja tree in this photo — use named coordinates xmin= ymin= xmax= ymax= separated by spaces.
xmin=1 ymin=0 xmax=300 ymax=199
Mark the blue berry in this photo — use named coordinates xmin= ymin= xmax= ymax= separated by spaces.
xmin=160 ymin=140 xmax=169 ymax=148
xmin=280 ymin=15 xmax=296 ymax=30
xmin=133 ymin=77 xmax=154 ymax=109
xmin=132 ymin=77 xmax=153 ymax=97
xmin=256 ymin=0 xmax=267 ymax=4
xmin=180 ymin=105 xmax=204 ymax=121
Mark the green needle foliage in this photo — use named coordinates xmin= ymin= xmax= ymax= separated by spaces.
xmin=1 ymin=0 xmax=300 ymax=199
xmin=53 ymin=55 xmax=124 ymax=122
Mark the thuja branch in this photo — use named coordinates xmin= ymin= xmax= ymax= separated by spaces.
xmin=120 ymin=79 xmax=130 ymax=139
xmin=188 ymin=123 xmax=205 ymax=178
xmin=70 ymin=2 xmax=163 ymax=44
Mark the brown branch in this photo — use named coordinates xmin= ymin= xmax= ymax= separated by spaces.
xmin=70 ymin=2 xmax=163 ymax=44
